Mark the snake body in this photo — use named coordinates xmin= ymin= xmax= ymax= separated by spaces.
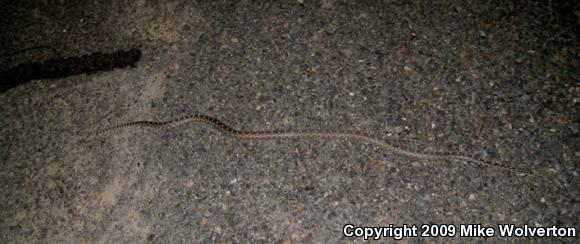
xmin=96 ymin=114 xmax=530 ymax=175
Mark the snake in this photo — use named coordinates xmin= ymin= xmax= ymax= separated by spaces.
xmin=95 ymin=114 xmax=531 ymax=175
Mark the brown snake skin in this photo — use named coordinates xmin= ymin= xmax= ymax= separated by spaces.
xmin=95 ymin=114 xmax=531 ymax=175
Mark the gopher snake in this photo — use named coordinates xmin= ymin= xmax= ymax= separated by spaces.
xmin=96 ymin=114 xmax=530 ymax=175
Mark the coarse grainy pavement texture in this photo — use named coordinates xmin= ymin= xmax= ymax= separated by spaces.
xmin=0 ymin=0 xmax=578 ymax=243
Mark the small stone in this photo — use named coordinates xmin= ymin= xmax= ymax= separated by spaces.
xmin=254 ymin=230 xmax=266 ymax=240
xmin=213 ymin=226 xmax=223 ymax=234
